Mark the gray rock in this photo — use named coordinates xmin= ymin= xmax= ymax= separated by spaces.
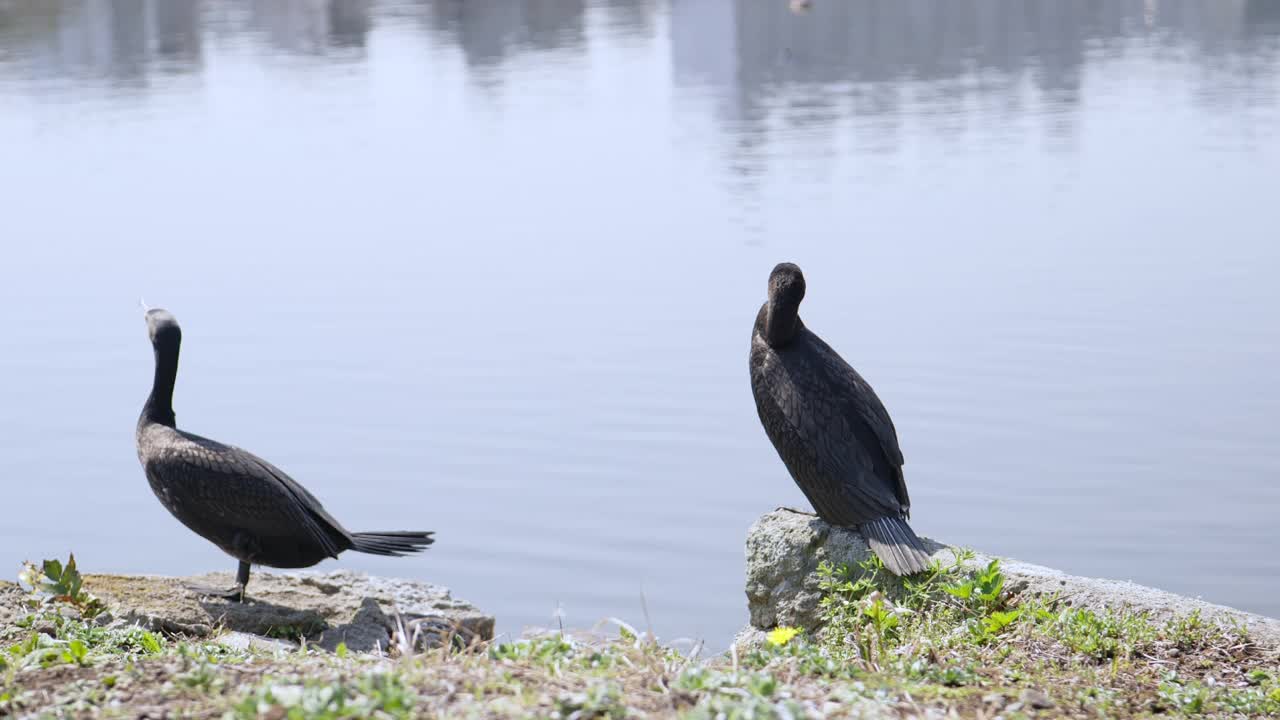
xmin=744 ymin=509 xmax=948 ymax=632
xmin=216 ymin=631 xmax=299 ymax=654
xmin=1020 ymin=688 xmax=1054 ymax=709
xmin=744 ymin=509 xmax=1280 ymax=654
xmin=80 ymin=569 xmax=493 ymax=653
xmin=981 ymin=692 xmax=1008 ymax=709
xmin=732 ymin=626 xmax=769 ymax=652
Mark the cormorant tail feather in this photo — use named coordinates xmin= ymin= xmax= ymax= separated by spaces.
xmin=351 ymin=531 xmax=435 ymax=557
xmin=860 ymin=516 xmax=930 ymax=576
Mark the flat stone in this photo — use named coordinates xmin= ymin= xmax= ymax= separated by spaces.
xmin=216 ymin=631 xmax=299 ymax=654
xmin=743 ymin=509 xmax=1280 ymax=655
xmin=1020 ymin=688 xmax=1055 ymax=709
xmin=80 ymin=569 xmax=493 ymax=653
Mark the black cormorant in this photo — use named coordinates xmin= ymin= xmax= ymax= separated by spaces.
xmin=749 ymin=263 xmax=930 ymax=576
xmin=135 ymin=308 xmax=434 ymax=601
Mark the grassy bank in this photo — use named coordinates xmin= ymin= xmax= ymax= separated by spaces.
xmin=2 ymin=554 xmax=1277 ymax=718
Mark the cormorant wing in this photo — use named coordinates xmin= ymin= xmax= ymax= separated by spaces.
xmin=149 ymin=431 xmax=349 ymax=558
xmin=766 ymin=331 xmax=909 ymax=521
xmin=236 ymin=451 xmax=355 ymax=546
xmin=809 ymin=333 xmax=912 ymax=512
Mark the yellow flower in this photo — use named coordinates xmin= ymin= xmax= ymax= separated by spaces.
xmin=766 ymin=626 xmax=801 ymax=647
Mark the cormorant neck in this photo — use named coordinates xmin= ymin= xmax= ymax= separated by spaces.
xmin=763 ymin=298 xmax=802 ymax=347
xmin=143 ymin=341 xmax=179 ymax=428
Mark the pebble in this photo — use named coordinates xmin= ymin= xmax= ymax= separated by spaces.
xmin=1020 ymin=688 xmax=1055 ymax=709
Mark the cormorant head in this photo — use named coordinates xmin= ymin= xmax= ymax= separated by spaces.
xmin=145 ymin=308 xmax=182 ymax=349
xmin=762 ymin=263 xmax=806 ymax=347
xmin=767 ymin=262 xmax=806 ymax=308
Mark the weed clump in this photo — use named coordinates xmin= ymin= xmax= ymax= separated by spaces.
xmin=816 ymin=550 xmax=1025 ymax=667
xmin=232 ymin=673 xmax=418 ymax=720
xmin=18 ymin=554 xmax=105 ymax=621
xmin=744 ymin=549 xmax=1280 ymax=717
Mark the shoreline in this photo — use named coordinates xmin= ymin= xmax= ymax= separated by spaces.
xmin=2 ymin=518 xmax=1277 ymax=718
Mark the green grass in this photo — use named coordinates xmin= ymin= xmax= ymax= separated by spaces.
xmin=730 ymin=550 xmax=1279 ymax=717
xmin=3 ymin=614 xmax=173 ymax=671
xmin=2 ymin=552 xmax=1277 ymax=718
xmin=232 ymin=673 xmax=419 ymax=720
xmin=1156 ymin=671 xmax=1280 ymax=716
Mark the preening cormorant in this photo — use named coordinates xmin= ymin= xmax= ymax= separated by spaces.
xmin=749 ymin=263 xmax=930 ymax=576
xmin=135 ymin=308 xmax=434 ymax=601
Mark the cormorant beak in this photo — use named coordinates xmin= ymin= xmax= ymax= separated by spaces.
xmin=139 ymin=297 xmax=150 ymax=313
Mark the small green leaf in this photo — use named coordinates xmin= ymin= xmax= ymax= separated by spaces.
xmin=335 ymin=642 xmax=349 ymax=659
xmin=140 ymin=632 xmax=163 ymax=654
xmin=982 ymin=608 xmax=1022 ymax=635
xmin=62 ymin=639 xmax=89 ymax=666
xmin=978 ymin=576 xmax=1005 ymax=603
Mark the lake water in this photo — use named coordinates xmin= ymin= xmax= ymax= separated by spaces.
xmin=2 ymin=0 xmax=1278 ymax=647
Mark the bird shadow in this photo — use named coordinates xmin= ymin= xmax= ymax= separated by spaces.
xmin=195 ymin=595 xmax=330 ymax=641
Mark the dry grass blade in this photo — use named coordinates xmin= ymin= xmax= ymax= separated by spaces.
xmin=597 ymin=617 xmax=642 ymax=646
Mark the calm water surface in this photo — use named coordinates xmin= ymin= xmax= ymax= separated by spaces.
xmin=2 ymin=0 xmax=1279 ymax=646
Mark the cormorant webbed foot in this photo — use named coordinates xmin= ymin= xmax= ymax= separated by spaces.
xmin=183 ymin=582 xmax=248 ymax=603
xmin=776 ymin=506 xmax=817 ymax=516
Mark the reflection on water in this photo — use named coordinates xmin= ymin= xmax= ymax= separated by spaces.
xmin=245 ymin=0 xmax=372 ymax=54
xmin=6 ymin=0 xmax=1278 ymax=109
xmin=1 ymin=0 xmax=1279 ymax=645
xmin=423 ymin=0 xmax=588 ymax=69
xmin=671 ymin=0 xmax=1280 ymax=153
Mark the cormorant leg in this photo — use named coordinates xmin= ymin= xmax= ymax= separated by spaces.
xmin=776 ymin=506 xmax=817 ymax=516
xmin=235 ymin=561 xmax=251 ymax=603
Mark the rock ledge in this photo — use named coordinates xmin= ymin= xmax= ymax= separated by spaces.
xmin=77 ymin=569 xmax=493 ymax=652
xmin=744 ymin=509 xmax=1280 ymax=653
